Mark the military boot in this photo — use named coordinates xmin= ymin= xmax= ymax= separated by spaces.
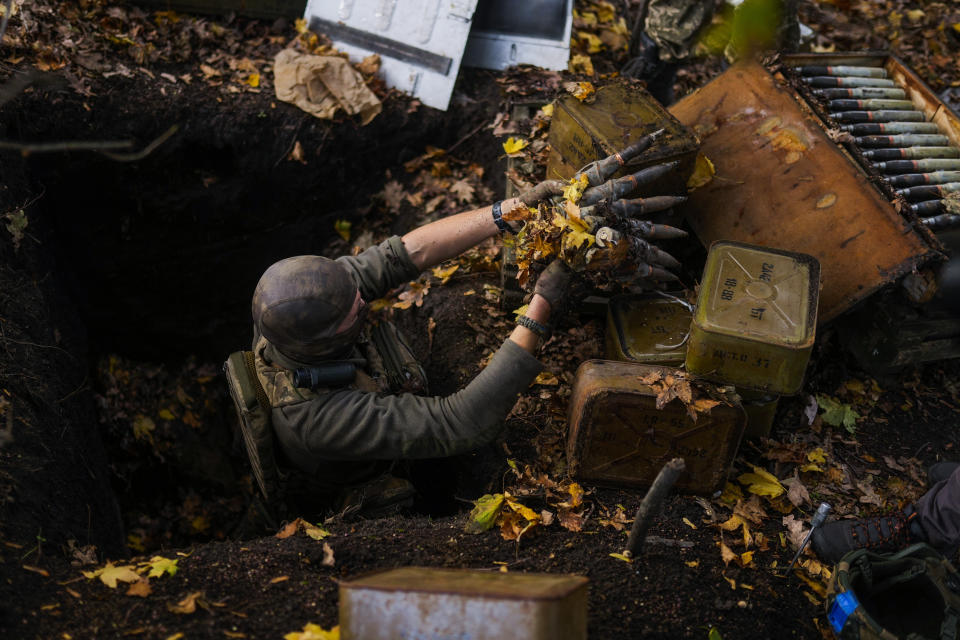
xmin=812 ymin=508 xmax=922 ymax=565
xmin=336 ymin=475 xmax=416 ymax=520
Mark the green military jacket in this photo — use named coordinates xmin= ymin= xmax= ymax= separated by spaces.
xmin=253 ymin=236 xmax=544 ymax=482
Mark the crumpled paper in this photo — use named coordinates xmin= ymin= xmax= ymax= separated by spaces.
xmin=273 ymin=49 xmax=381 ymax=125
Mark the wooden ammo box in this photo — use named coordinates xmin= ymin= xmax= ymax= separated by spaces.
xmin=566 ymin=360 xmax=746 ymax=494
xmin=685 ymin=241 xmax=820 ymax=396
xmin=669 ymin=56 xmax=947 ymax=325
xmin=605 ymin=294 xmax=692 ymax=365
xmin=548 ymin=82 xmax=699 ymax=194
xmin=339 ymin=567 xmax=588 ymax=640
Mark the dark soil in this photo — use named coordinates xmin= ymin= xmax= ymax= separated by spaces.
xmin=2 ymin=1 xmax=960 ymax=639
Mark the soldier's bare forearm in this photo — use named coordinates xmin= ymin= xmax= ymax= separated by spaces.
xmin=402 ymin=198 xmax=522 ymax=271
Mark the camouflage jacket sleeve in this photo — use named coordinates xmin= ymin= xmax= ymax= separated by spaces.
xmin=336 ymin=236 xmax=421 ymax=300
xmin=271 ymin=339 xmax=544 ymax=466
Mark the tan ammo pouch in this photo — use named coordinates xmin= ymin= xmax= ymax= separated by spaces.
xmin=224 ymin=351 xmax=281 ymax=503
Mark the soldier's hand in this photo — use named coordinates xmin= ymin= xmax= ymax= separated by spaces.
xmin=532 ymin=259 xmax=572 ymax=311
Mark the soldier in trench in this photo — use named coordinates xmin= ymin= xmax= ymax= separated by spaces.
xmin=226 ymin=142 xmax=685 ymax=524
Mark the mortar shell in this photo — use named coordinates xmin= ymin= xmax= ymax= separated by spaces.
xmin=829 ymin=99 xmax=916 ymax=111
xmin=831 ymin=110 xmax=925 ymax=123
xmin=867 ymin=148 xmax=960 ymax=162
xmin=816 ymin=87 xmax=907 ymax=99
xmin=856 ymin=134 xmax=951 ymax=148
xmin=841 ymin=122 xmax=940 ymax=135
xmin=921 ymin=211 xmax=960 ymax=230
xmin=798 ymin=65 xmax=888 ymax=78
xmin=887 ymin=172 xmax=960 ymax=188
xmin=897 ymin=182 xmax=960 ymax=201
xmin=874 ymin=159 xmax=960 ymax=172
xmin=914 ymin=201 xmax=947 ymax=217
xmin=807 ymin=76 xmax=896 ymax=88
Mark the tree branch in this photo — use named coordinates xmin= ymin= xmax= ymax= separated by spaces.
xmin=623 ymin=457 xmax=686 ymax=559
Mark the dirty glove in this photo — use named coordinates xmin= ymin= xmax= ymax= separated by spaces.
xmin=532 ymin=259 xmax=572 ymax=311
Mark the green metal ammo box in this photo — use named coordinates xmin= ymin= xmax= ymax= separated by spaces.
xmin=685 ymin=241 xmax=821 ymax=396
xmin=547 ymin=82 xmax=699 ymax=193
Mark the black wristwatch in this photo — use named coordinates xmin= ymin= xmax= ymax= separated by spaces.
xmin=491 ymin=200 xmax=514 ymax=234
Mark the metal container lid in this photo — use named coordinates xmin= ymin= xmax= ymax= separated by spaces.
xmin=695 ymin=241 xmax=820 ymax=347
xmin=342 ymin=567 xmax=588 ymax=600
xmin=608 ymin=295 xmax=692 ymax=362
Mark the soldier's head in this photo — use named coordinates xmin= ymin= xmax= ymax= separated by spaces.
xmin=252 ymin=256 xmax=367 ymax=364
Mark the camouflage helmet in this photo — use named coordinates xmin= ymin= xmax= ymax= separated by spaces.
xmin=252 ymin=256 xmax=359 ymax=362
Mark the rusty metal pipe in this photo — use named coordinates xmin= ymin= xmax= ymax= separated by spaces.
xmin=798 ymin=65 xmax=887 ymax=78
xmin=816 ymin=87 xmax=907 ymax=99
xmin=875 ymin=159 xmax=960 ymax=172
xmin=574 ymin=129 xmax=665 ymax=187
xmin=863 ymin=147 xmax=960 ymax=161
xmin=580 ymin=161 xmax=679 ymax=207
xmin=806 ymin=76 xmax=896 ymax=88
xmin=842 ymin=122 xmax=940 ymax=135
xmin=829 ymin=99 xmax=915 ymax=111
xmin=886 ymin=171 xmax=960 ymax=188
xmin=855 ymin=134 xmax=950 ymax=148
xmin=831 ymin=110 xmax=926 ymax=123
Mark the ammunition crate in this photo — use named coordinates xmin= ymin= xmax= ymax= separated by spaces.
xmin=567 ymin=360 xmax=746 ymax=494
xmin=340 ymin=567 xmax=588 ymax=640
xmin=669 ymin=55 xmax=949 ymax=324
xmin=604 ymin=294 xmax=692 ymax=365
xmin=685 ymin=241 xmax=820 ymax=396
xmin=547 ymin=82 xmax=699 ymax=195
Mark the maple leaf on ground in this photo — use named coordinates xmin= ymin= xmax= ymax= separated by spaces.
xmin=380 ymin=180 xmax=405 ymax=213
xmin=139 ymin=556 xmax=178 ymax=578
xmin=502 ymin=137 xmax=529 ymax=156
xmin=393 ymin=279 xmax=430 ymax=309
xmin=449 ymin=179 xmax=475 ymax=204
xmin=431 ymin=264 xmax=459 ymax=284
xmin=83 ymin=562 xmax=141 ymax=589
xmin=464 ymin=494 xmax=505 ymax=534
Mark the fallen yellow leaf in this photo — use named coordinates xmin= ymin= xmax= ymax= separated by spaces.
xmin=687 ymin=153 xmax=715 ymax=190
xmin=334 ymin=220 xmax=351 ymax=242
xmin=738 ymin=466 xmax=785 ymax=498
xmin=284 ymin=623 xmax=340 ymax=640
xmin=502 ymin=137 xmax=528 ymax=155
xmin=83 ymin=562 xmax=141 ymax=589
xmin=245 ymin=73 xmax=260 ymax=88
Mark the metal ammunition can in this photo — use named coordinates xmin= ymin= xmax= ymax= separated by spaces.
xmin=546 ymin=82 xmax=699 ymax=195
xmin=339 ymin=567 xmax=588 ymax=640
xmin=605 ymin=294 xmax=692 ymax=365
xmin=685 ymin=241 xmax=820 ymax=395
xmin=566 ymin=360 xmax=746 ymax=494
xmin=739 ymin=389 xmax=780 ymax=439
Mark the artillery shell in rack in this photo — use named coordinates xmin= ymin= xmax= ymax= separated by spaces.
xmin=806 ymin=76 xmax=896 ymax=88
xmin=886 ymin=171 xmax=960 ymax=188
xmin=830 ymin=110 xmax=926 ymax=123
xmin=914 ymin=201 xmax=947 ymax=217
xmin=841 ymin=122 xmax=940 ymax=135
xmin=874 ymin=159 xmax=960 ymax=172
xmin=829 ymin=99 xmax=916 ymax=111
xmin=797 ymin=65 xmax=887 ymax=78
xmin=855 ymin=134 xmax=951 ymax=148
xmin=922 ymin=211 xmax=960 ymax=230
xmin=816 ymin=87 xmax=907 ymax=100
xmin=896 ymin=182 xmax=960 ymax=201
xmin=866 ymin=148 xmax=960 ymax=161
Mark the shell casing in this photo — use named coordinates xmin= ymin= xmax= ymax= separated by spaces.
xmin=866 ymin=148 xmax=960 ymax=161
xmin=922 ymin=211 xmax=960 ymax=230
xmin=915 ymin=201 xmax=947 ymax=217
xmin=897 ymin=182 xmax=960 ymax=201
xmin=798 ymin=65 xmax=887 ymax=78
xmin=841 ymin=122 xmax=941 ymax=135
xmin=831 ymin=110 xmax=926 ymax=123
xmin=874 ymin=159 xmax=960 ymax=172
xmin=855 ymin=134 xmax=950 ymax=148
xmin=829 ymin=99 xmax=916 ymax=111
xmin=886 ymin=172 xmax=960 ymax=188
xmin=816 ymin=87 xmax=907 ymax=100
xmin=806 ymin=76 xmax=896 ymax=88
